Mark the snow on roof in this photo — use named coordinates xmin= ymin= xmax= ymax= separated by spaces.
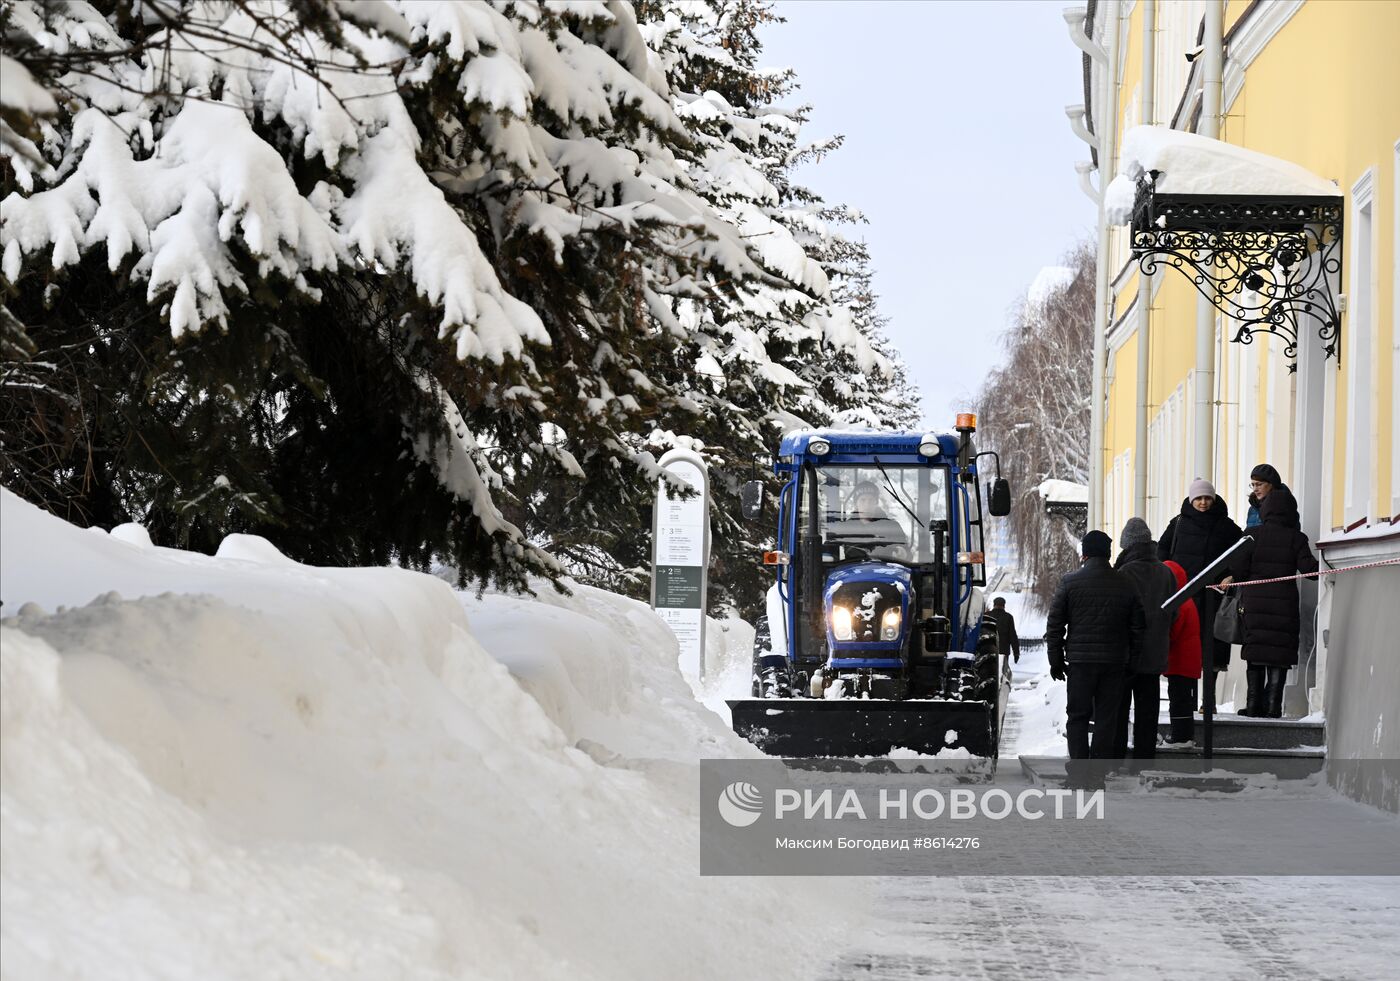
xmin=1037 ymin=479 xmax=1088 ymax=504
xmin=1106 ymin=126 xmax=1339 ymax=226
xmin=1027 ymin=266 xmax=1076 ymax=308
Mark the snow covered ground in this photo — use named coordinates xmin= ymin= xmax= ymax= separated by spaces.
xmin=813 ymin=616 xmax=1400 ymax=981
xmin=6 ymin=492 xmax=1395 ymax=981
xmin=679 ymin=610 xmax=757 ymax=725
xmin=0 ymin=490 xmax=853 ymax=981
xmin=819 ymin=873 xmax=1400 ymax=980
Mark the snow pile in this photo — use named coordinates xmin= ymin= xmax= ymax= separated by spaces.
xmin=0 ymin=490 xmax=852 ymax=980
xmin=1106 ymin=126 xmax=1339 ymax=225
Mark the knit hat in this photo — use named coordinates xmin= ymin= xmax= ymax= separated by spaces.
xmin=1119 ymin=516 xmax=1153 ymax=548
xmin=1250 ymin=463 xmax=1282 ymax=486
xmin=1081 ymin=530 xmax=1112 ymax=558
xmin=1187 ymin=477 xmax=1216 ymax=500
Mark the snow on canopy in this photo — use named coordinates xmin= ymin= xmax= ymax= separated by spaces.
xmin=1037 ymin=479 xmax=1089 ymax=504
xmin=1106 ymin=126 xmax=1340 ymax=226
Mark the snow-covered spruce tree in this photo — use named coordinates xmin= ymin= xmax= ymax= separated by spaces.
xmin=544 ymin=0 xmax=911 ymax=618
xmin=974 ymin=240 xmax=1094 ymax=612
xmin=0 ymin=0 xmax=903 ymax=598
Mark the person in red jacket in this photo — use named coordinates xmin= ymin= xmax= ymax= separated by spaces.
xmin=1163 ymin=560 xmax=1202 ymax=745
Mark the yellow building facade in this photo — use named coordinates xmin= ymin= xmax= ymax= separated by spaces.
xmin=1072 ymin=0 xmax=1399 ymax=781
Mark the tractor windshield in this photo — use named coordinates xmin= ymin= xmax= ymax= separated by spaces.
xmin=813 ymin=463 xmax=949 ymax=564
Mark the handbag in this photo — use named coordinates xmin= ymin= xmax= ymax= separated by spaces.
xmin=1213 ymin=587 xmax=1245 ymax=644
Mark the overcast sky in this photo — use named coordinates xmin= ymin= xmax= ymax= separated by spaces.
xmin=758 ymin=1 xmax=1097 ymax=427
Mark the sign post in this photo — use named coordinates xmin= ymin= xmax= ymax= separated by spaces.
xmin=652 ymin=448 xmax=710 ymax=681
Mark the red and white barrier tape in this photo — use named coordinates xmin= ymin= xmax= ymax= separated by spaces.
xmin=1210 ymin=557 xmax=1400 ymax=591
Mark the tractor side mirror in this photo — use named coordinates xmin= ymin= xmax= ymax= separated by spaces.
xmin=740 ymin=480 xmax=765 ymax=521
xmin=988 ymin=478 xmax=1011 ymax=517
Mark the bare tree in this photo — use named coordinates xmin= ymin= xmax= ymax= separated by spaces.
xmin=977 ymin=240 xmax=1094 ymax=612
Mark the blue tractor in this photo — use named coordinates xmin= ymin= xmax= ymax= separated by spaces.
xmin=730 ymin=417 xmax=1013 ymax=758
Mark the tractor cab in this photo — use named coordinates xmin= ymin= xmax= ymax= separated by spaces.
xmin=732 ymin=416 xmax=1013 ymax=758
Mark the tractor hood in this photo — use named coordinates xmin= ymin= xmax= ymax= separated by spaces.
xmin=823 ymin=561 xmax=912 ymax=658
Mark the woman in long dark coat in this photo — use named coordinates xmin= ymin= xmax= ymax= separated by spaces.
xmin=1228 ymin=486 xmax=1318 ymax=718
xmin=1158 ymin=479 xmax=1243 ymax=710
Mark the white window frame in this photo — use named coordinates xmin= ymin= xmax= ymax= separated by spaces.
xmin=1392 ymin=140 xmax=1400 ymax=520
xmin=1345 ymin=168 xmax=1377 ymax=527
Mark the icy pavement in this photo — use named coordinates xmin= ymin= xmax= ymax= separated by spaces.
xmin=813 ymin=677 xmax=1400 ymax=980
xmin=818 ymin=875 xmax=1400 ymax=980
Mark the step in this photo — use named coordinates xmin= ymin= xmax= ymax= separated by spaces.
xmin=1154 ymin=746 xmax=1325 ymax=778
xmin=1156 ymin=713 xmax=1324 ymax=751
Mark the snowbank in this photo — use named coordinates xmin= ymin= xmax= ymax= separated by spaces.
xmin=0 ymin=490 xmax=852 ymax=980
xmin=677 ymin=610 xmax=758 ymax=725
xmin=1106 ymin=125 xmax=1339 ymax=225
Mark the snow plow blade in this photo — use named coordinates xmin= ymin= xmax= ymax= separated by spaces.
xmin=727 ymin=698 xmax=998 ymax=759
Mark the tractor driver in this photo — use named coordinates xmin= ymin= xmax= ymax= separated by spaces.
xmin=850 ymin=481 xmax=890 ymax=521
xmin=832 ymin=480 xmax=910 ymax=560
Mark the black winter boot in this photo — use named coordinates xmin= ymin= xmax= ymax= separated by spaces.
xmin=1239 ymin=665 xmax=1266 ymax=716
xmin=1263 ymin=666 xmax=1288 ymax=719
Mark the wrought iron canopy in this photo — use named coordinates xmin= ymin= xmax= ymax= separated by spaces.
xmin=1128 ymin=174 xmax=1344 ymax=369
xmin=1044 ymin=501 xmax=1089 ymax=538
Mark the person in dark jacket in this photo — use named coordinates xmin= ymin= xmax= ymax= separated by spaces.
xmin=1157 ymin=478 xmax=1243 ymax=711
xmin=986 ymin=597 xmax=1020 ymax=662
xmin=1111 ymin=518 xmax=1178 ymax=761
xmin=1046 ymin=530 xmax=1146 ymax=785
xmin=1245 ymin=463 xmax=1287 ymax=529
xmin=1163 ymin=560 xmax=1202 ymax=744
xmin=1228 ymin=485 xmax=1319 ymax=718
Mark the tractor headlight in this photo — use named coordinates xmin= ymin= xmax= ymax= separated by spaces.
xmin=830 ymin=604 xmax=854 ymax=641
xmin=808 ymin=437 xmax=831 ymax=456
xmin=917 ymin=433 xmax=940 ymax=457
xmin=880 ymin=606 xmax=902 ymax=641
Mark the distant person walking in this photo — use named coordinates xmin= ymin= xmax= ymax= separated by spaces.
xmin=1112 ymin=518 xmax=1178 ymax=762
xmin=1162 ymin=560 xmax=1202 ymax=744
xmin=986 ymin=596 xmax=1021 ymax=663
xmin=1046 ymin=531 xmax=1146 ymax=787
xmin=1246 ymin=463 xmax=1288 ymax=529
xmin=1158 ymin=478 xmax=1242 ymax=711
xmin=1228 ymin=485 xmax=1319 ymax=718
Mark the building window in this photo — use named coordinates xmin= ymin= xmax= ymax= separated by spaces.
xmin=1346 ymin=169 xmax=1376 ymax=526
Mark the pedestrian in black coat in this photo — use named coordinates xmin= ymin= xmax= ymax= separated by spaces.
xmin=1157 ymin=479 xmax=1243 ymax=708
xmin=1228 ymin=485 xmax=1318 ymax=718
xmin=1246 ymin=462 xmax=1286 ymax=529
xmin=986 ymin=597 xmax=1020 ymax=662
xmin=1046 ymin=531 xmax=1146 ymax=786
xmin=1112 ymin=518 xmax=1178 ymax=761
